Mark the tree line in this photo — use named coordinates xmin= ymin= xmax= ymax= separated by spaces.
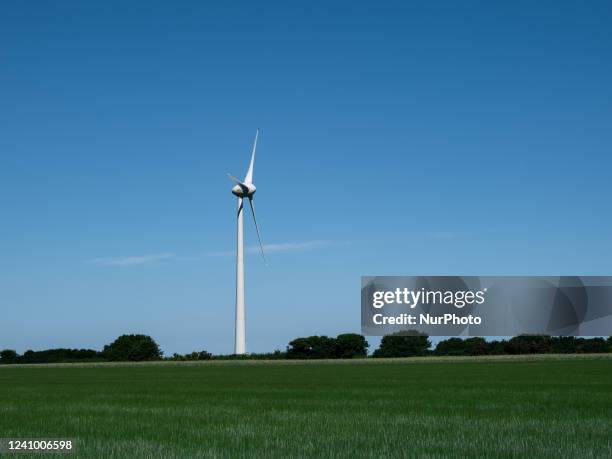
xmin=286 ymin=334 xmax=612 ymax=358
xmin=0 ymin=335 xmax=162 ymax=364
xmin=2 ymin=333 xmax=612 ymax=364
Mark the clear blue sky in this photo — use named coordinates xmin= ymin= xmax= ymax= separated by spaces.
xmin=1 ymin=1 xmax=611 ymax=355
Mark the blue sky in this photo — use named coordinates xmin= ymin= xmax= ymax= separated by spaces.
xmin=1 ymin=1 xmax=611 ymax=355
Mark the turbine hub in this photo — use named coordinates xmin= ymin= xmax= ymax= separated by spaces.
xmin=231 ymin=183 xmax=256 ymax=198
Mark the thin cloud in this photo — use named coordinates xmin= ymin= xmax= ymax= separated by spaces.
xmin=87 ymin=253 xmax=175 ymax=267
xmin=208 ymin=240 xmax=333 ymax=257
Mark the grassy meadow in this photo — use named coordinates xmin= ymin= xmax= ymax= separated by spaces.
xmin=1 ymin=355 xmax=611 ymax=458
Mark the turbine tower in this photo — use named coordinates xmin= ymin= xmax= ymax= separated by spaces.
xmin=228 ymin=130 xmax=266 ymax=354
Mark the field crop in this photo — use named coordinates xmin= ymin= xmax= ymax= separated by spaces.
xmin=1 ymin=355 xmax=611 ymax=458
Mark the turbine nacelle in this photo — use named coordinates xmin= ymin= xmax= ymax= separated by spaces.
xmin=231 ymin=182 xmax=256 ymax=198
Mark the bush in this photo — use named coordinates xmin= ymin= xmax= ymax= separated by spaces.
xmin=18 ymin=348 xmax=101 ymax=364
xmin=0 ymin=349 xmax=18 ymax=364
xmin=373 ymin=332 xmax=431 ymax=358
xmin=211 ymin=351 xmax=287 ymax=360
xmin=192 ymin=350 xmax=212 ymax=360
xmin=0 ymin=349 xmax=103 ymax=364
xmin=102 ymin=334 xmax=162 ymax=361
xmin=169 ymin=350 xmax=212 ymax=361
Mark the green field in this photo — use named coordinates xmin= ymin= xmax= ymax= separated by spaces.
xmin=1 ymin=355 xmax=611 ymax=458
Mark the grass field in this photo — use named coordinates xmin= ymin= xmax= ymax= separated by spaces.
xmin=1 ymin=355 xmax=611 ymax=458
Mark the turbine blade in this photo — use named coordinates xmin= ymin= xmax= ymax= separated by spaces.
xmin=244 ymin=129 xmax=259 ymax=184
xmin=237 ymin=197 xmax=244 ymax=218
xmin=248 ymin=197 xmax=266 ymax=264
xmin=227 ymin=173 xmax=245 ymax=185
xmin=227 ymin=173 xmax=250 ymax=193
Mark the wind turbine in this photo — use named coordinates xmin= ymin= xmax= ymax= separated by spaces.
xmin=227 ymin=129 xmax=266 ymax=354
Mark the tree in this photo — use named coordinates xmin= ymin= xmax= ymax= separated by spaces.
xmin=102 ymin=334 xmax=162 ymax=361
xmin=286 ymin=336 xmax=336 ymax=359
xmin=488 ymin=340 xmax=506 ymax=355
xmin=575 ymin=337 xmax=608 ymax=353
xmin=17 ymin=348 xmax=100 ymax=364
xmin=334 ymin=334 xmax=368 ymax=358
xmin=373 ymin=332 xmax=431 ymax=358
xmin=505 ymin=335 xmax=552 ymax=354
xmin=0 ymin=349 xmax=18 ymax=364
xmin=435 ymin=338 xmax=466 ymax=356
xmin=463 ymin=337 xmax=490 ymax=356
xmin=550 ymin=336 xmax=577 ymax=354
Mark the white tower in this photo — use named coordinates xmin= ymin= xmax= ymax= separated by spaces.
xmin=228 ymin=130 xmax=265 ymax=354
